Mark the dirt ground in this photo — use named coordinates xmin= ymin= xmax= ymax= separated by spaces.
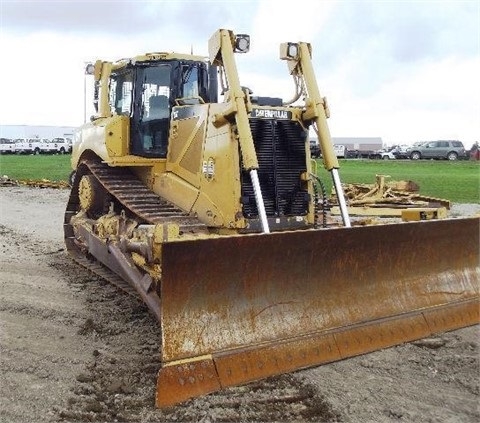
xmin=0 ymin=185 xmax=478 ymax=423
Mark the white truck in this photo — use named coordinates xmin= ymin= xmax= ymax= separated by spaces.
xmin=14 ymin=138 xmax=43 ymax=154
xmin=39 ymin=137 xmax=72 ymax=154
xmin=333 ymin=144 xmax=346 ymax=158
xmin=0 ymin=138 xmax=16 ymax=154
xmin=13 ymin=137 xmax=72 ymax=154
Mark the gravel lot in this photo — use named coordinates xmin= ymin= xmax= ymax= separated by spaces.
xmin=0 ymin=186 xmax=478 ymax=422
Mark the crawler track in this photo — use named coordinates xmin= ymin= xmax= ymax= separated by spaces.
xmin=63 ymin=158 xmax=207 ymax=296
xmin=79 ymin=160 xmax=206 ymax=230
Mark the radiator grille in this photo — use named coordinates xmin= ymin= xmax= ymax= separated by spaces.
xmin=241 ymin=119 xmax=309 ymax=218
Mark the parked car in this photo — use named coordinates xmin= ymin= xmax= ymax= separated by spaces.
xmin=381 ymin=150 xmax=396 ymax=160
xmin=374 ymin=147 xmax=397 ymax=160
xmin=345 ymin=149 xmax=360 ymax=159
xmin=407 ymin=140 xmax=467 ymax=161
xmin=391 ymin=144 xmax=410 ymax=159
xmin=470 ymin=143 xmax=479 ymax=160
xmin=0 ymin=138 xmax=16 ymax=154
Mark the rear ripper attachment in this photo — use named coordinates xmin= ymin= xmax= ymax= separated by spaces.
xmin=64 ymin=28 xmax=479 ymax=408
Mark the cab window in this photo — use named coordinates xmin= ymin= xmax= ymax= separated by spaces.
xmin=109 ymin=70 xmax=133 ymax=116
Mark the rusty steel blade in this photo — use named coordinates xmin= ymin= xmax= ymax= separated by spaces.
xmin=156 ymin=217 xmax=479 ymax=407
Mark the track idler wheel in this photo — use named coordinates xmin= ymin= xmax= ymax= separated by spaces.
xmin=78 ymin=174 xmax=107 ymax=216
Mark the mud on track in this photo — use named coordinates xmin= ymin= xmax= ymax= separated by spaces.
xmin=0 ymin=186 xmax=478 ymax=422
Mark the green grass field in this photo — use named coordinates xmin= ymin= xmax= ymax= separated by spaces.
xmin=0 ymin=154 xmax=478 ymax=203
xmin=0 ymin=154 xmax=72 ymax=182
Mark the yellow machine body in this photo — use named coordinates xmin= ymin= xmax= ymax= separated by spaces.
xmin=64 ymin=29 xmax=479 ymax=407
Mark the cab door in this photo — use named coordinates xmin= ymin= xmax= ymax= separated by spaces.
xmin=131 ymin=64 xmax=172 ymax=158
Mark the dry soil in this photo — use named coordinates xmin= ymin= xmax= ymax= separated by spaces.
xmin=0 ymin=186 xmax=478 ymax=423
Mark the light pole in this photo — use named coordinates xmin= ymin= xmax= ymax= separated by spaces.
xmin=84 ymin=63 xmax=94 ymax=124
xmin=83 ymin=67 xmax=87 ymax=123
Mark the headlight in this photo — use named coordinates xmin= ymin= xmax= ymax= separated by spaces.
xmin=85 ymin=63 xmax=95 ymax=75
xmin=280 ymin=42 xmax=300 ymax=61
xmin=286 ymin=43 xmax=299 ymax=59
xmin=234 ymin=34 xmax=250 ymax=53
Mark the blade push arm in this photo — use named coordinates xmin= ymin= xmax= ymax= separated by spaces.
xmin=280 ymin=42 xmax=351 ymax=227
xmin=209 ymin=29 xmax=270 ymax=233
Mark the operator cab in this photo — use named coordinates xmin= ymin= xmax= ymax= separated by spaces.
xmin=108 ymin=59 xmax=217 ymax=158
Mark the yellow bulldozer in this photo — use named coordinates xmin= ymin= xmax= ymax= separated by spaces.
xmin=64 ymin=29 xmax=479 ymax=407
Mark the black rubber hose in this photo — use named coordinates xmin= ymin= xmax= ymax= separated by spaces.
xmin=310 ymin=173 xmax=329 ymax=228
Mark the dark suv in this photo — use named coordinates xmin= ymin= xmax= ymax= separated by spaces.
xmin=408 ymin=140 xmax=466 ymax=161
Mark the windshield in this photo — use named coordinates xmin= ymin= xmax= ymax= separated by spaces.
xmin=141 ymin=65 xmax=171 ymax=120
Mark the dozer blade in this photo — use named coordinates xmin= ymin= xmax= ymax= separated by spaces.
xmin=156 ymin=217 xmax=479 ymax=407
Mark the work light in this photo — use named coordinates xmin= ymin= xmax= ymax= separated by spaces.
xmin=234 ymin=34 xmax=250 ymax=53
xmin=286 ymin=43 xmax=299 ymax=59
xmin=85 ymin=63 xmax=95 ymax=75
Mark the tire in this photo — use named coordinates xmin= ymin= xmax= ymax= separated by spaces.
xmin=34 ymin=148 xmax=41 ymax=155
xmin=59 ymin=147 xmax=65 ymax=154
xmin=410 ymin=151 xmax=421 ymax=160
xmin=447 ymin=151 xmax=458 ymax=161
xmin=382 ymin=155 xmax=390 ymax=160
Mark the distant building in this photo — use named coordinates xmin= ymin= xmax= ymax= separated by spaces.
xmin=0 ymin=125 xmax=76 ymax=140
xmin=332 ymin=137 xmax=383 ymax=152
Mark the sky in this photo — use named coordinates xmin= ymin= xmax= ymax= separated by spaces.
xmin=0 ymin=0 xmax=479 ymax=148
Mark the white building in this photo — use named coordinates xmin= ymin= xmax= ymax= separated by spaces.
xmin=0 ymin=125 xmax=76 ymax=140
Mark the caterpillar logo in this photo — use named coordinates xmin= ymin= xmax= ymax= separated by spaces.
xmin=251 ymin=108 xmax=291 ymax=119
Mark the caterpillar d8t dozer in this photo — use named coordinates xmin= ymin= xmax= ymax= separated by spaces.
xmin=64 ymin=29 xmax=479 ymax=407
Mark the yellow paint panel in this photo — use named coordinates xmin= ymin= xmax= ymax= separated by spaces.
xmin=105 ymin=115 xmax=130 ymax=157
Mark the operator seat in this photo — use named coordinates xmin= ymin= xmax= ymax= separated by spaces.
xmin=148 ymin=95 xmax=170 ymax=120
xmin=138 ymin=94 xmax=170 ymax=158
